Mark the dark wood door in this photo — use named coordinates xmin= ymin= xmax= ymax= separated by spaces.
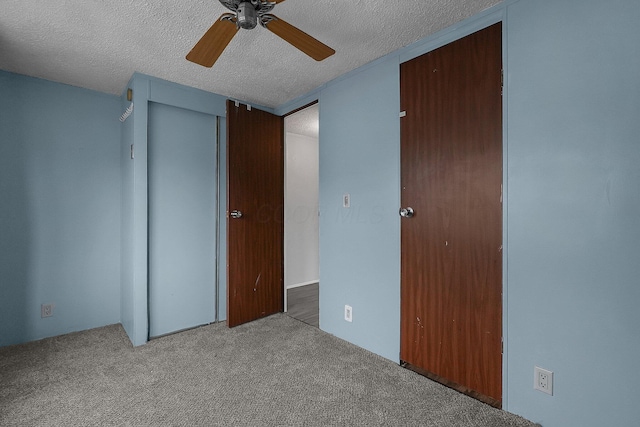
xmin=399 ymin=23 xmax=503 ymax=406
xmin=227 ymin=100 xmax=284 ymax=327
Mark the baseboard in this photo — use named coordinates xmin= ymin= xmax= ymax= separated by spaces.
xmin=285 ymin=280 xmax=319 ymax=290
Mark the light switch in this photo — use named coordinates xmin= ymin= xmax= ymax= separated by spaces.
xmin=343 ymin=193 xmax=350 ymax=208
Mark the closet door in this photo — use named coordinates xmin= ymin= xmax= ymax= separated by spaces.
xmin=148 ymin=102 xmax=217 ymax=337
xmin=400 ymin=23 xmax=503 ymax=406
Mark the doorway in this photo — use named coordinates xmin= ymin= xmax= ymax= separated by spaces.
xmin=284 ymin=104 xmax=320 ymax=327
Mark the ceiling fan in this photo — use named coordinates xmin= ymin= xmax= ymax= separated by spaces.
xmin=186 ymin=0 xmax=336 ymax=67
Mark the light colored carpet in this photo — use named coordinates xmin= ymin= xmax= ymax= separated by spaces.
xmin=0 ymin=314 xmax=536 ymax=426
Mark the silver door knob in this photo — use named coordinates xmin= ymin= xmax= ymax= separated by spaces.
xmin=399 ymin=207 xmax=414 ymax=218
xmin=230 ymin=210 xmax=243 ymax=219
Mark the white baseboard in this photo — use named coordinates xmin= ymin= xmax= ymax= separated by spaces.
xmin=285 ymin=280 xmax=319 ymax=290
xmin=284 ymin=280 xmax=319 ymax=312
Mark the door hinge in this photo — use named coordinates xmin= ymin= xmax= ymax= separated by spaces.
xmin=399 ymin=111 xmax=407 ymax=118
xmin=501 ymin=69 xmax=504 ymax=95
xmin=500 ymin=184 xmax=503 ymax=204
xmin=130 ymin=144 xmax=134 ymax=160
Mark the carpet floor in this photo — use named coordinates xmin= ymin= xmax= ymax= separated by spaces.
xmin=0 ymin=314 xmax=537 ymax=426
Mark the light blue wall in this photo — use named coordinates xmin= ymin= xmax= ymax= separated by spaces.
xmin=120 ymin=81 xmax=135 ymax=343
xmin=306 ymin=0 xmax=640 ymax=425
xmin=318 ymin=58 xmax=401 ymax=362
xmin=505 ymin=0 xmax=640 ymax=425
xmin=313 ymin=3 xmax=503 ymax=371
xmin=0 ymin=71 xmax=121 ymax=346
xmin=3 ymin=0 xmax=638 ymax=424
xmin=120 ymin=75 xmax=151 ymax=346
xmin=0 ymin=70 xmax=231 ymax=348
xmin=122 ymin=73 xmax=229 ymax=345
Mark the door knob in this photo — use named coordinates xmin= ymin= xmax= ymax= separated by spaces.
xmin=230 ymin=210 xmax=243 ymax=219
xmin=399 ymin=207 xmax=414 ymax=218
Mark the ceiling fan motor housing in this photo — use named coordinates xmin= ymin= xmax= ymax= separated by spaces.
xmin=237 ymin=2 xmax=258 ymax=29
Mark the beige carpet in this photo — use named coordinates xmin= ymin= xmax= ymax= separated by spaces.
xmin=0 ymin=314 xmax=537 ymax=426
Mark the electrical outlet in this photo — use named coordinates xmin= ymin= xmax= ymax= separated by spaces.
xmin=41 ymin=303 xmax=54 ymax=318
xmin=343 ymin=193 xmax=350 ymax=208
xmin=344 ymin=305 xmax=353 ymax=322
xmin=534 ymin=366 xmax=553 ymax=395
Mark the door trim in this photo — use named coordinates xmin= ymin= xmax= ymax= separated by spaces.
xmin=214 ymin=116 xmax=221 ymax=323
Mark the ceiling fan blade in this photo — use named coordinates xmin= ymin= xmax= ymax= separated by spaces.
xmin=186 ymin=15 xmax=238 ymax=67
xmin=264 ymin=15 xmax=335 ymax=61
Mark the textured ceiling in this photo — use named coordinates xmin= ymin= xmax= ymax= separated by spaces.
xmin=0 ymin=0 xmax=501 ymax=109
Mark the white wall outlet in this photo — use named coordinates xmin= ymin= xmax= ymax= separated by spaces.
xmin=41 ymin=303 xmax=54 ymax=318
xmin=534 ymin=366 xmax=553 ymax=395
xmin=344 ymin=304 xmax=353 ymax=322
xmin=343 ymin=193 xmax=350 ymax=208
